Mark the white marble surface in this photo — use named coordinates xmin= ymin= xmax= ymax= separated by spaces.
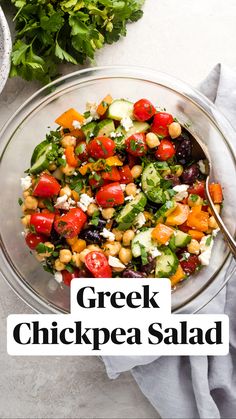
xmin=1 ymin=0 xmax=236 ymax=417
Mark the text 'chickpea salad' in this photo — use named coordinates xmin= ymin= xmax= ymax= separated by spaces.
xmin=19 ymin=95 xmax=223 ymax=287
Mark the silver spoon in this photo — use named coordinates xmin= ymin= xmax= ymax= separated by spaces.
xmin=184 ymin=127 xmax=236 ymax=258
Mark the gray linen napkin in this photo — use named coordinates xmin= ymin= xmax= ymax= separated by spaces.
xmin=102 ymin=64 xmax=236 ymax=419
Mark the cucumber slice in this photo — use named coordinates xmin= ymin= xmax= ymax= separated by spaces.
xmin=94 ymin=119 xmax=115 ymax=137
xmin=29 ymin=143 xmax=53 ymax=174
xmin=132 ymin=228 xmax=158 ymax=258
xmin=107 ymin=99 xmax=133 ymax=121
xmin=155 ymin=247 xmax=179 ymax=278
xmin=174 ymin=231 xmax=191 ymax=247
xmin=81 ymin=121 xmax=97 ymax=141
xmin=30 ymin=140 xmax=50 ymax=166
xmin=147 ymin=189 xmax=170 ymax=204
xmin=155 ymin=200 xmax=177 ymax=223
xmin=117 ymin=192 xmax=147 ymax=230
xmin=114 ymin=121 xmax=150 ymax=149
xmin=141 ymin=163 xmax=162 ymax=194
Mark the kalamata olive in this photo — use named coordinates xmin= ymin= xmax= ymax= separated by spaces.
xmin=181 ymin=163 xmax=200 ymax=185
xmin=140 ymin=256 xmax=156 ymax=275
xmin=79 ymin=227 xmax=103 ymax=244
xmin=122 ymin=269 xmax=146 ymax=278
xmin=96 ymin=218 xmax=107 ymax=229
xmin=77 ymin=268 xmax=93 ymax=278
xmin=164 ymin=174 xmax=180 ymax=187
xmin=176 ymin=138 xmax=192 ymax=165
xmin=50 ymin=228 xmax=66 ymax=246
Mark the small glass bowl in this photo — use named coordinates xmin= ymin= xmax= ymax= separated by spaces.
xmin=0 ymin=66 xmax=235 ymax=314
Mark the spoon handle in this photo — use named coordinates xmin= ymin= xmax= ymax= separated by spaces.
xmin=205 ymin=177 xmax=236 ymax=259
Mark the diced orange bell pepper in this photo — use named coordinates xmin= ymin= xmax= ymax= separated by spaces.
xmin=188 ymin=229 xmax=205 ymax=241
xmin=105 ymin=156 xmax=123 ymax=166
xmin=170 ymin=264 xmax=186 ymax=287
xmin=209 ymin=183 xmax=223 ymax=204
xmin=152 ymin=223 xmax=174 ymax=245
xmin=187 ymin=205 xmax=209 ymax=232
xmin=97 ymin=94 xmax=113 ymax=116
xmin=55 ymin=108 xmax=85 ymax=131
xmin=64 ymin=146 xmax=78 ymax=168
xmin=102 ymin=167 xmax=121 ymax=181
xmin=79 ymin=163 xmax=93 ymax=176
xmin=166 ymin=203 xmax=190 ymax=226
xmin=69 ymin=128 xmax=85 ymax=140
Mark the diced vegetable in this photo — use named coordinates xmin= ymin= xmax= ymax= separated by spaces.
xmin=65 ymin=146 xmax=78 ymax=167
xmin=97 ymin=95 xmax=113 ymax=116
xmin=131 ymin=228 xmax=155 ymax=258
xmin=187 ymin=206 xmax=209 ymax=232
xmin=170 ymin=264 xmax=186 ymax=286
xmin=166 ymin=203 xmax=190 ymax=226
xmin=107 ymin=99 xmax=133 ymax=120
xmin=117 ymin=192 xmax=147 ymax=230
xmin=209 ymin=183 xmax=223 ymax=204
xmin=188 ymin=229 xmax=205 ymax=241
xmin=155 ymin=247 xmax=179 ymax=277
xmin=55 ymin=108 xmax=85 ymax=131
xmin=152 ymin=223 xmax=174 ymax=245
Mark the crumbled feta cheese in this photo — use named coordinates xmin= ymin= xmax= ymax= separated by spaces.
xmin=110 ymin=131 xmax=123 ymax=138
xmin=20 ymin=175 xmax=32 ymax=191
xmin=108 ymin=256 xmax=126 ymax=269
xmin=198 ymin=160 xmax=207 ymax=174
xmin=100 ymin=228 xmax=115 ymax=242
xmin=86 ymin=101 xmax=99 ymax=120
xmin=173 ymin=184 xmax=189 ymax=202
xmin=149 ymin=248 xmax=161 ymax=258
xmin=54 ymin=272 xmax=63 ymax=284
xmin=54 ymin=195 xmax=76 ymax=210
xmin=134 ymin=212 xmax=146 ymax=228
xmin=120 ymin=184 xmax=126 ymax=191
xmin=120 ymin=116 xmax=133 ymax=132
xmin=200 ymin=235 xmax=213 ymax=253
xmin=198 ymin=249 xmax=212 ymax=266
xmin=180 ymin=251 xmax=190 ymax=262
xmin=77 ymin=193 xmax=95 ymax=212
xmin=72 ymin=120 xmax=81 ymax=129
xmin=125 ymin=195 xmax=134 ymax=202
xmin=61 ymin=154 xmax=66 ymax=160
xmin=85 ymin=116 xmax=93 ymax=124
xmin=54 ymin=195 xmax=68 ymax=208
xmin=73 ymin=172 xmax=78 ymax=176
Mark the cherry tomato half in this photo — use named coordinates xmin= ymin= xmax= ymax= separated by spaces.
xmin=62 ymin=269 xmax=81 ymax=287
xmin=75 ymin=141 xmax=88 ymax=162
xmin=188 ymin=180 xmax=206 ymax=199
xmin=30 ymin=212 xmax=55 ymax=236
xmin=133 ymin=99 xmax=156 ymax=121
xmin=96 ymin=182 xmax=124 ymax=208
xmin=87 ymin=137 xmax=116 ymax=159
xmin=180 ymin=255 xmax=200 ymax=275
xmin=102 ymin=167 xmax=121 ymax=181
xmin=125 ymin=133 xmax=147 ymax=157
xmin=155 ymin=139 xmax=175 ymax=161
xmin=54 ymin=208 xmax=87 ymax=239
xmin=118 ymin=165 xmax=133 ymax=184
xmin=151 ymin=112 xmax=174 ymax=137
xmin=85 ymin=251 xmax=112 ymax=278
xmin=25 ymin=232 xmax=46 ymax=250
xmin=33 ymin=173 xmax=60 ymax=198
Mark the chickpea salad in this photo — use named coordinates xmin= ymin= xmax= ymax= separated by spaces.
xmin=20 ymin=96 xmax=223 ymax=287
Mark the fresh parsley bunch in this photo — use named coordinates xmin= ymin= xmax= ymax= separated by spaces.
xmin=10 ymin=0 xmax=144 ymax=84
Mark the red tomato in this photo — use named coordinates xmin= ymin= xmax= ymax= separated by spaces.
xmin=75 ymin=141 xmax=88 ymax=162
xmin=151 ymin=112 xmax=174 ymax=137
xmin=96 ymin=182 xmax=124 ymax=208
xmin=102 ymin=167 xmax=121 ymax=181
xmin=125 ymin=133 xmax=147 ymax=157
xmin=188 ymin=180 xmax=206 ymax=199
xmin=89 ymin=174 xmax=104 ymax=189
xmin=87 ymin=137 xmax=115 ymax=159
xmin=85 ymin=251 xmax=112 ymax=278
xmin=133 ymin=99 xmax=156 ymax=121
xmin=64 ymin=146 xmax=78 ymax=167
xmin=62 ymin=269 xmax=81 ymax=287
xmin=118 ymin=165 xmax=133 ymax=184
xmin=180 ymin=255 xmax=200 ymax=275
xmin=33 ymin=173 xmax=60 ymax=198
xmin=155 ymin=139 xmax=175 ymax=161
xmin=54 ymin=208 xmax=87 ymax=238
xmin=30 ymin=212 xmax=55 ymax=236
xmin=25 ymin=232 xmax=46 ymax=250
xmin=178 ymin=221 xmax=189 ymax=233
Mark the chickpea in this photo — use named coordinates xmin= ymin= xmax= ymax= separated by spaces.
xmin=87 ymin=244 xmax=102 ymax=252
xmin=112 ymin=228 xmax=123 ymax=242
xmin=60 ymin=185 xmax=72 ymax=197
xmin=79 ymin=248 xmax=91 ymax=263
xmin=21 ymin=215 xmax=31 ymax=227
xmin=61 ymin=164 xmax=75 ymax=176
xmin=208 ymin=216 xmax=218 ymax=229
xmin=71 ymin=253 xmax=82 ymax=268
xmin=187 ymin=239 xmax=200 ymax=255
xmin=59 ymin=249 xmax=72 ymax=264
xmin=168 ymin=122 xmax=182 ymax=139
xmin=102 ymin=207 xmax=115 ymax=220
xmin=54 ymin=259 xmax=65 ymax=271
xmin=103 ymin=241 xmax=121 ymax=257
xmin=123 ymin=230 xmax=135 ymax=247
xmin=119 ymin=247 xmax=132 ymax=265
xmin=39 ymin=242 xmax=55 ymax=258
xmin=131 ymin=165 xmax=143 ymax=179
xmin=61 ymin=135 xmax=76 ymax=148
xmin=125 ymin=183 xmax=137 ymax=196
xmin=23 ymin=190 xmax=30 ymax=199
xmin=24 ymin=196 xmax=38 ymax=210
xmin=48 ymin=163 xmax=57 ymax=172
xmin=112 ymin=266 xmax=125 ymax=273
xmin=87 ymin=203 xmax=99 ymax=217
xmin=146 ymin=132 xmax=160 ymax=148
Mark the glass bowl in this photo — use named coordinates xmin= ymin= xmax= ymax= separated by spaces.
xmin=0 ymin=66 xmax=236 ymax=314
